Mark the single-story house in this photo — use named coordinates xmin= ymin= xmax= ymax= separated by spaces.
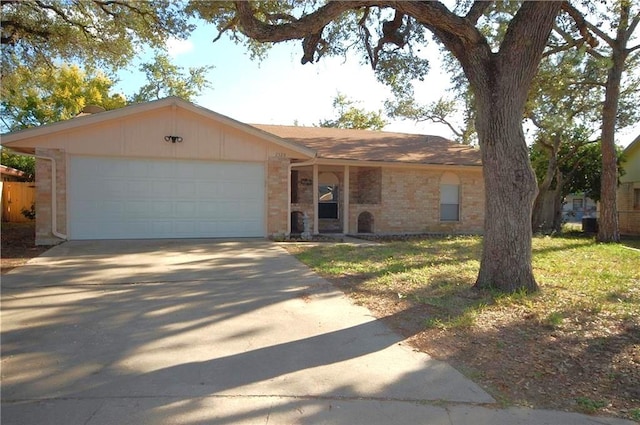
xmin=0 ymin=97 xmax=484 ymax=245
xmin=618 ymin=134 xmax=640 ymax=236
xmin=562 ymin=193 xmax=597 ymax=223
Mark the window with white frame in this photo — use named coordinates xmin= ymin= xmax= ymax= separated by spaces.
xmin=440 ymin=172 xmax=460 ymax=221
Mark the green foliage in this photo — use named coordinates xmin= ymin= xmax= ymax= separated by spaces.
xmin=1 ymin=64 xmax=126 ymax=132
xmin=130 ymin=53 xmax=214 ymax=103
xmin=21 ymin=204 xmax=36 ymax=221
xmin=319 ymin=93 xmax=387 ymax=131
xmin=0 ymin=149 xmax=35 ymax=180
xmin=1 ymin=0 xmax=192 ymax=78
xmin=575 ymin=397 xmax=608 ymax=413
xmin=530 ymin=133 xmax=625 ymax=203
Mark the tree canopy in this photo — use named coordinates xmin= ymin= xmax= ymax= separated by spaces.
xmin=0 ymin=0 xmax=192 ymax=78
xmin=318 ymin=93 xmax=387 ymax=130
xmin=0 ymin=64 xmax=126 ymax=132
xmin=129 ymin=53 xmax=213 ymax=103
xmin=188 ymin=1 xmax=568 ymax=292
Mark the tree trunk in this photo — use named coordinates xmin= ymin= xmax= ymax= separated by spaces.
xmin=597 ymin=47 xmax=625 ymax=242
xmin=233 ymin=0 xmax=563 ymax=293
xmin=473 ymin=86 xmax=539 ymax=292
xmin=551 ymin=175 xmax=565 ymax=233
xmin=464 ymin=3 xmax=561 ymax=293
xmin=532 ymin=139 xmax=560 ymax=233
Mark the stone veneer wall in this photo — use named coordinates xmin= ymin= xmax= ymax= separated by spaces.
xmin=35 ymin=148 xmax=67 ymax=245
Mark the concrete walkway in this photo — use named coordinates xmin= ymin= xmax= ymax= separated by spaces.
xmin=1 ymin=240 xmax=634 ymax=425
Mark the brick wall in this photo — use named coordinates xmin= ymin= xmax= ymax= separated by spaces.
xmin=618 ymin=182 xmax=640 ymax=235
xmin=35 ymin=148 xmax=66 ymax=245
xmin=292 ymin=165 xmax=485 ymax=235
xmin=267 ymin=156 xmax=290 ymax=237
xmin=348 ymin=167 xmax=484 ymax=234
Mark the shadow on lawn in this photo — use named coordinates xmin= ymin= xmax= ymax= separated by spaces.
xmin=292 ymin=238 xmax=640 ymax=420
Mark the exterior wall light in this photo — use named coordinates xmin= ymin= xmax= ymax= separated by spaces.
xmin=164 ymin=135 xmax=183 ymax=143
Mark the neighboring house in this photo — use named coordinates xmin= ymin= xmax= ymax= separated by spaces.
xmin=0 ymin=97 xmax=484 ymax=245
xmin=618 ymin=135 xmax=640 ymax=236
xmin=562 ymin=193 xmax=597 ymax=223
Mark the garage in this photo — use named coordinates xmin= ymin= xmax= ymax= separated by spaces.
xmin=1 ymin=97 xmax=316 ymax=244
xmin=68 ymin=156 xmax=265 ymax=239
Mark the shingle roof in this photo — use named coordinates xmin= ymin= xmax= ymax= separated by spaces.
xmin=252 ymin=125 xmax=482 ymax=166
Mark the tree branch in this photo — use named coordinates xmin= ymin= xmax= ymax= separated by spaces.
xmin=234 ymin=1 xmax=370 ymax=43
xmin=560 ymin=2 xmax=601 ymax=47
xmin=465 ymin=1 xmax=492 ymax=25
xmin=627 ymin=11 xmax=640 ymax=37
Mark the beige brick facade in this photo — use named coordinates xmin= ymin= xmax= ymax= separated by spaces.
xmin=266 ymin=156 xmax=290 ymax=237
xmin=291 ymin=165 xmax=485 ymax=235
xmin=618 ymin=182 xmax=640 ymax=236
xmin=2 ymin=99 xmax=486 ymax=242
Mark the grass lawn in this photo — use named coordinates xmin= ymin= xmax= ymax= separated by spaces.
xmin=285 ymin=235 xmax=640 ymax=421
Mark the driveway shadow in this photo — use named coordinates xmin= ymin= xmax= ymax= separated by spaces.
xmin=1 ymin=240 xmax=491 ymax=425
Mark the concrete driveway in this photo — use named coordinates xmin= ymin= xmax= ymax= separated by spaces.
xmin=1 ymin=240 xmax=634 ymax=425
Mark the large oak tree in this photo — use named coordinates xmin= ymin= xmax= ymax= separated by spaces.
xmin=0 ymin=0 xmax=191 ymax=78
xmin=198 ymin=1 xmax=563 ymax=292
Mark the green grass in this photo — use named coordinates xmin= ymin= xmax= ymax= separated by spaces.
xmin=289 ymin=234 xmax=640 ymax=330
xmin=287 ymin=234 xmax=640 ymax=419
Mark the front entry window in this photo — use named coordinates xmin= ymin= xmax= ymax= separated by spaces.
xmin=319 ymin=185 xmax=339 ymax=218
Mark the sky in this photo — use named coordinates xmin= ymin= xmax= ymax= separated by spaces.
xmin=114 ymin=21 xmax=465 ymax=139
xmin=114 ymin=20 xmax=639 ymax=148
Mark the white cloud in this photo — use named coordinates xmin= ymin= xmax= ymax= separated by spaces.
xmin=165 ymin=38 xmax=194 ymax=56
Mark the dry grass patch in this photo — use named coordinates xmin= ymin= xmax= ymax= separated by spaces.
xmin=1 ymin=222 xmax=50 ymax=273
xmin=285 ymin=235 xmax=640 ymax=421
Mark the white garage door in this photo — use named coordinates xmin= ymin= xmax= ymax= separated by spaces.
xmin=68 ymin=157 xmax=265 ymax=239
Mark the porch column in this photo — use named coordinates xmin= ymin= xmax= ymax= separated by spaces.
xmin=343 ymin=165 xmax=350 ymax=234
xmin=313 ymin=164 xmax=319 ymax=234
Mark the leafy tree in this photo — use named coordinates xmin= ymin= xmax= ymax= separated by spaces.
xmin=130 ymin=53 xmax=214 ymax=103
xmin=0 ymin=64 xmax=126 ymax=180
xmin=189 ymin=1 xmax=570 ymax=292
xmin=530 ymin=132 xmax=625 ymax=233
xmin=0 ymin=64 xmax=126 ymax=132
xmin=0 ymin=0 xmax=192 ymax=78
xmin=526 ymin=48 xmax=606 ymax=233
xmin=559 ymin=1 xmax=640 ymax=242
xmin=319 ymin=93 xmax=387 ymax=130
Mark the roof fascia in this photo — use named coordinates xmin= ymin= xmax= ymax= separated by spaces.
xmin=308 ymin=158 xmax=482 ymax=170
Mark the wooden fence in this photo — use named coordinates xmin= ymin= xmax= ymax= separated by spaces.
xmin=1 ymin=181 xmax=36 ymax=222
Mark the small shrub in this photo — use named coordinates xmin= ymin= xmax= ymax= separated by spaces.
xmin=21 ymin=204 xmax=36 ymax=220
xmin=544 ymin=311 xmax=564 ymax=328
xmin=576 ymin=397 xmax=607 ymax=413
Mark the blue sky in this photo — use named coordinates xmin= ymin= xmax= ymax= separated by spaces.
xmin=114 ymin=21 xmax=639 ymax=147
xmin=114 ymin=22 xmax=458 ymax=138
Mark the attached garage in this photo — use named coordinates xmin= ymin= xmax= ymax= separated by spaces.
xmin=0 ymin=97 xmax=316 ymax=244
xmin=68 ymin=157 xmax=265 ymax=239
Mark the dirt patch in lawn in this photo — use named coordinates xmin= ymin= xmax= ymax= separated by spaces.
xmin=1 ymin=222 xmax=51 ymax=273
